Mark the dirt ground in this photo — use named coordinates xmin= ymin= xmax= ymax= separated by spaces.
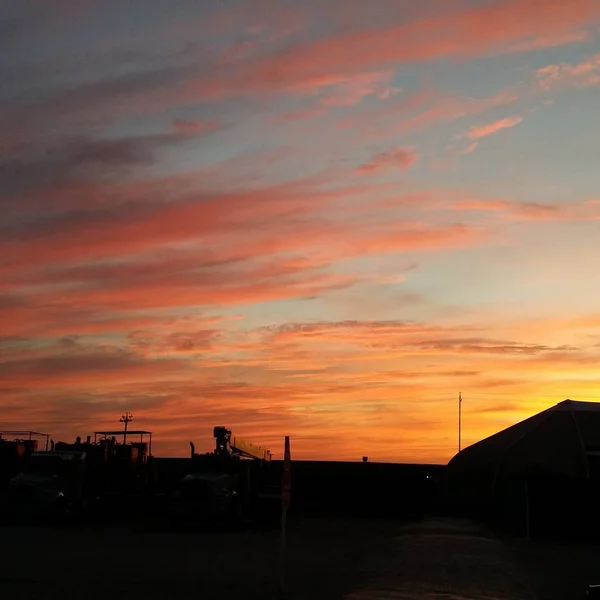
xmin=347 ymin=517 xmax=535 ymax=600
xmin=4 ymin=515 xmax=595 ymax=600
xmin=508 ymin=536 xmax=600 ymax=600
xmin=0 ymin=516 xmax=398 ymax=600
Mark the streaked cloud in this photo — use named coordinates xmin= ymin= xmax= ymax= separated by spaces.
xmin=172 ymin=119 xmax=221 ymax=135
xmin=450 ymin=197 xmax=600 ymax=221
xmin=465 ymin=116 xmax=524 ymax=140
xmin=196 ymin=0 xmax=600 ymax=97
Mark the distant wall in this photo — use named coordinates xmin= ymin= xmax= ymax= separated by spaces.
xmin=153 ymin=457 xmax=444 ymax=517
xmin=273 ymin=460 xmax=444 ymax=517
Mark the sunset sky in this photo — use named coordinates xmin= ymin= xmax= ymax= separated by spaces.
xmin=1 ymin=0 xmax=600 ymax=462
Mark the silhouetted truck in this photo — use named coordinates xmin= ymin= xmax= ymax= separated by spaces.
xmin=0 ymin=431 xmax=49 ymax=490
xmin=170 ymin=469 xmax=242 ymax=526
xmin=2 ymin=431 xmax=156 ymax=522
xmin=1 ymin=439 xmax=32 ymax=490
xmin=4 ymin=450 xmax=87 ymax=518
xmin=51 ymin=433 xmax=155 ymax=520
xmin=55 ymin=435 xmax=150 ymax=497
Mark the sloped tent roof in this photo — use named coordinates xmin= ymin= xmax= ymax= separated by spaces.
xmin=445 ymin=400 xmax=600 ymax=501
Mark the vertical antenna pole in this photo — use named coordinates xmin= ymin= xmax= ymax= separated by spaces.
xmin=120 ymin=412 xmax=133 ymax=444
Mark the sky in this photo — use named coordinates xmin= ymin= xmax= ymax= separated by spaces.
xmin=1 ymin=0 xmax=600 ymax=462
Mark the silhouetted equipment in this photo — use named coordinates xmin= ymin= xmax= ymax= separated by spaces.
xmin=1 ymin=421 xmax=445 ymax=527
xmin=170 ymin=427 xmax=275 ymax=527
xmin=0 ymin=431 xmax=50 ymax=490
xmin=119 ymin=412 xmax=134 ymax=444
xmin=213 ymin=426 xmax=272 ymax=461
xmin=363 ymin=456 xmax=369 ymax=463
xmin=0 ymin=431 xmax=50 ymax=450
xmin=94 ymin=430 xmax=152 ymax=458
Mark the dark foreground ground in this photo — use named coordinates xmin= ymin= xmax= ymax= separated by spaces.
xmin=0 ymin=517 xmax=398 ymax=600
xmin=509 ymin=536 xmax=600 ymax=600
xmin=3 ymin=516 xmax=600 ymax=600
xmin=347 ymin=518 xmax=535 ymax=600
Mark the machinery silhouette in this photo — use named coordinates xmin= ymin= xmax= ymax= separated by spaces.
xmin=169 ymin=426 xmax=277 ymax=527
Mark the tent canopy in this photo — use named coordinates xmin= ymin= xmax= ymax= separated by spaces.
xmin=447 ymin=400 xmax=600 ymax=495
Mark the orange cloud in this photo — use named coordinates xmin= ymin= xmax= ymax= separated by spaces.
xmin=0 ymin=342 xmax=186 ymax=389
xmin=3 ymin=311 xmax=596 ymax=461
xmin=0 ymin=305 xmax=229 ymax=341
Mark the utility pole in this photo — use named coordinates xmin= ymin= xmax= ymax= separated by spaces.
xmin=120 ymin=412 xmax=133 ymax=444
xmin=458 ymin=392 xmax=462 ymax=452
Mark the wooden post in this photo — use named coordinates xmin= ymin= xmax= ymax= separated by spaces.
xmin=280 ymin=436 xmax=291 ymax=597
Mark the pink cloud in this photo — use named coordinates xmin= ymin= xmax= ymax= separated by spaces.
xmin=535 ymin=52 xmax=600 ymax=89
xmin=318 ymin=71 xmax=399 ymax=107
xmin=466 ymin=116 xmax=524 ymax=140
xmin=196 ymin=0 xmax=600 ymax=97
xmin=243 ymin=71 xmax=399 ymax=124
xmin=339 ymin=88 xmax=520 ymax=139
xmin=0 ymin=220 xmax=479 ymax=328
xmin=275 ymin=107 xmax=327 ymax=123
xmin=357 ymin=147 xmax=419 ymax=175
xmin=172 ymin=119 xmax=221 ymax=135
xmin=450 ymin=197 xmax=600 ymax=221
xmin=1 ymin=0 xmax=594 ymax=154
xmin=462 ymin=142 xmax=479 ymax=155
xmin=408 ymin=92 xmax=520 ymax=131
xmin=1 ymin=172 xmax=478 ymax=277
